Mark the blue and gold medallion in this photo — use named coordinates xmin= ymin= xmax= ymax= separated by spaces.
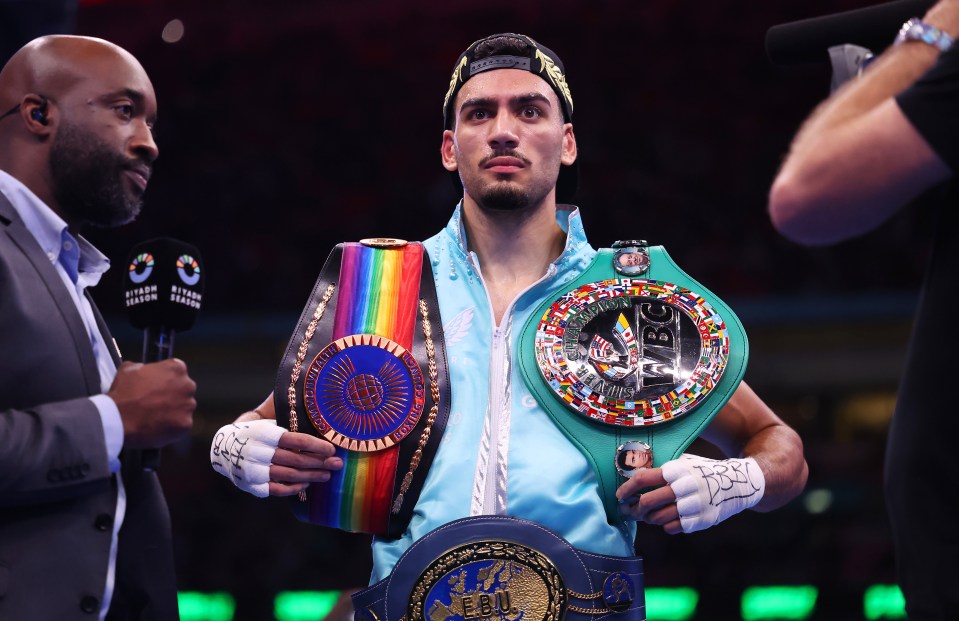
xmin=603 ymin=572 xmax=636 ymax=612
xmin=304 ymin=334 xmax=425 ymax=452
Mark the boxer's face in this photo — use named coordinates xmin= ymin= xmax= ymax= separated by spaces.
xmin=441 ymin=69 xmax=575 ymax=211
xmin=624 ymin=449 xmax=650 ymax=469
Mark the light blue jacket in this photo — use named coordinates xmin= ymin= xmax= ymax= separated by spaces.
xmin=371 ymin=203 xmax=636 ymax=582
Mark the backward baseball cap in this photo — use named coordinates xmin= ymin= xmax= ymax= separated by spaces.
xmin=442 ymin=33 xmax=578 ymax=203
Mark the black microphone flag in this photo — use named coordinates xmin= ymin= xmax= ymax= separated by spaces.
xmin=766 ymin=0 xmax=935 ymax=65
xmin=125 ymin=237 xmax=204 ymax=333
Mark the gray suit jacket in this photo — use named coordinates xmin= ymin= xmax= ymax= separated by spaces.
xmin=0 ymin=195 xmax=179 ymax=620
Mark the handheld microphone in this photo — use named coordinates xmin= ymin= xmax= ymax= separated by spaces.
xmin=124 ymin=237 xmax=204 ymax=471
xmin=766 ymin=0 xmax=935 ymax=65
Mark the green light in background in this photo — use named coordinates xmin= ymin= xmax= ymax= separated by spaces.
xmin=646 ymin=587 xmax=699 ymax=621
xmin=802 ymin=488 xmax=834 ymax=514
xmin=178 ymin=591 xmax=235 ymax=621
xmin=864 ymin=584 xmax=906 ymax=619
xmin=741 ymin=585 xmax=818 ymax=620
xmin=275 ymin=590 xmax=342 ymax=621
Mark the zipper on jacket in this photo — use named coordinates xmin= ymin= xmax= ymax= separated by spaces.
xmin=470 ymin=254 xmax=559 ymax=515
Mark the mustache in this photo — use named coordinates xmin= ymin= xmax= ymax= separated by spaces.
xmin=123 ymin=156 xmax=153 ymax=178
xmin=480 ymin=150 xmax=531 ymax=167
xmin=124 ymin=155 xmax=153 ymax=170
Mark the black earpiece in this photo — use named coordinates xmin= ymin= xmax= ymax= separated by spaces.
xmin=31 ymin=98 xmax=48 ymax=125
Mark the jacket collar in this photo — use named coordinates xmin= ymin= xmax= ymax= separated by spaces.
xmin=0 ymin=169 xmax=110 ymax=285
xmin=444 ymin=201 xmax=590 ymax=267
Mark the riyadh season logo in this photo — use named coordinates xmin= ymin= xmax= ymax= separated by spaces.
xmin=177 ymin=254 xmax=201 ymax=286
xmin=128 ymin=253 xmax=154 ymax=284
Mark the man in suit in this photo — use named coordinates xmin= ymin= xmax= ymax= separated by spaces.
xmin=0 ymin=35 xmax=196 ymax=620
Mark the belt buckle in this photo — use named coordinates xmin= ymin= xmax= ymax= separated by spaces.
xmin=408 ymin=539 xmax=567 ymax=621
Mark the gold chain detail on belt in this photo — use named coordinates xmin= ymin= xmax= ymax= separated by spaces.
xmin=287 ymin=282 xmax=336 ymax=502
xmin=566 ymin=604 xmax=610 ymax=614
xmin=568 ymin=590 xmax=603 ymax=600
xmin=566 ymin=589 xmax=608 ymax=615
xmin=391 ymin=298 xmax=440 ymax=514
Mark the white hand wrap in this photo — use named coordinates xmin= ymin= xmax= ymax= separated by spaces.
xmin=661 ymin=454 xmax=766 ymax=533
xmin=210 ymin=419 xmax=285 ymax=498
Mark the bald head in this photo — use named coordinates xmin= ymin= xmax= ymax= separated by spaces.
xmin=0 ymin=35 xmax=147 ymax=116
xmin=0 ymin=35 xmax=158 ymax=230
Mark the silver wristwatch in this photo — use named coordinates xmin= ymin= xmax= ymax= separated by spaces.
xmin=896 ymin=17 xmax=954 ymax=52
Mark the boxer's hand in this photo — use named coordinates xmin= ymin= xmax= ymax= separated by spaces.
xmin=664 ymin=454 xmax=765 ymax=533
xmin=617 ymin=454 xmax=765 ymax=534
xmin=210 ymin=420 xmax=342 ymax=497
xmin=616 ymin=467 xmax=682 ymax=532
xmin=268 ymin=431 xmax=343 ymax=496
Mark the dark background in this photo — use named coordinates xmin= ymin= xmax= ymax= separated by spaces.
xmin=2 ymin=0 xmax=937 ymax=619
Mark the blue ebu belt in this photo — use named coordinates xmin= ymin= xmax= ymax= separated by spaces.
xmin=517 ymin=242 xmax=748 ymax=524
xmin=351 ymin=516 xmax=645 ymax=621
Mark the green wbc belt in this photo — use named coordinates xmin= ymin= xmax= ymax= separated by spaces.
xmin=518 ymin=244 xmax=748 ymax=524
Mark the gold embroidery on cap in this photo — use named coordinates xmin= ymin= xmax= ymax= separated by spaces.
xmin=443 ymin=56 xmax=469 ymax=116
xmin=535 ymin=49 xmax=573 ymax=114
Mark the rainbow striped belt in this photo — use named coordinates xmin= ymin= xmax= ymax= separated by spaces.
xmin=275 ymin=240 xmax=450 ymax=537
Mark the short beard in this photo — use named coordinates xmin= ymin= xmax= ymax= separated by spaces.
xmin=478 ymin=183 xmax=531 ymax=211
xmin=49 ymin=122 xmax=143 ymax=228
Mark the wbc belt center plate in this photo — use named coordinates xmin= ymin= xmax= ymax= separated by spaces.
xmin=534 ymin=279 xmax=729 ymax=426
xmin=303 ymin=334 xmax=425 ymax=451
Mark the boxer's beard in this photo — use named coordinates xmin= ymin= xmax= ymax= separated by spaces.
xmin=473 ymin=148 xmax=537 ymax=211
xmin=478 ymin=184 xmax=531 ymax=211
